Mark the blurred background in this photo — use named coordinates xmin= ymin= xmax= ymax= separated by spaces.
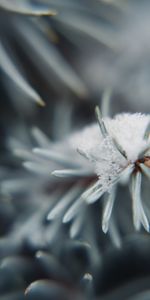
xmin=1 ymin=0 xmax=150 ymax=299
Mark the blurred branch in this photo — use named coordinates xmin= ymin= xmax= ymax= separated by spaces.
xmin=0 ymin=0 xmax=57 ymax=16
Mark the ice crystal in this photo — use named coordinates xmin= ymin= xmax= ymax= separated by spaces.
xmin=69 ymin=112 xmax=149 ymax=190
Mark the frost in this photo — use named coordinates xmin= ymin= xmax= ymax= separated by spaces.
xmin=93 ymin=136 xmax=127 ymax=191
xmin=106 ymin=113 xmax=150 ymax=162
xmin=69 ymin=113 xmax=150 ymax=192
